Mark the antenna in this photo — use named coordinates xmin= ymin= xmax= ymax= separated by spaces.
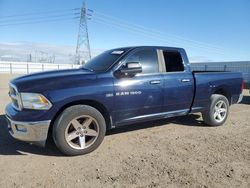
xmin=75 ymin=0 xmax=92 ymax=64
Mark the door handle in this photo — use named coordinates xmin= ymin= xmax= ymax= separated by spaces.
xmin=150 ymin=80 xmax=161 ymax=85
xmin=181 ymin=79 xmax=191 ymax=83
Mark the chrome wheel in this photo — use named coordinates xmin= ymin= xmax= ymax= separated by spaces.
xmin=65 ymin=115 xmax=99 ymax=150
xmin=213 ymin=100 xmax=227 ymax=123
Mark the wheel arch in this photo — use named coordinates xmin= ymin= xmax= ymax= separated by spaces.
xmin=48 ymin=100 xmax=112 ymax=134
xmin=213 ymin=87 xmax=231 ymax=105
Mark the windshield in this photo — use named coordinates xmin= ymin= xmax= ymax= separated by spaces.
xmin=82 ymin=48 xmax=130 ymax=72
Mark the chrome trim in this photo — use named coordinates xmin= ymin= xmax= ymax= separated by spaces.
xmin=110 ymin=116 xmax=115 ymax=128
xmin=9 ymin=94 xmax=18 ymax=100
xmin=150 ymin=80 xmax=161 ymax=85
xmin=5 ymin=116 xmax=51 ymax=147
xmin=9 ymin=83 xmax=23 ymax=111
xmin=122 ymin=109 xmax=189 ymax=123
xmin=181 ymin=79 xmax=191 ymax=83
xmin=190 ymin=107 xmax=205 ymax=113
xmin=237 ymin=94 xmax=243 ymax=103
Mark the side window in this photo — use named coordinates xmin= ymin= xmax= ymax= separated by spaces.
xmin=125 ymin=49 xmax=159 ymax=74
xmin=163 ymin=51 xmax=184 ymax=72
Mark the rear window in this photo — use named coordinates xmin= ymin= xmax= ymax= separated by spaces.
xmin=163 ymin=51 xmax=184 ymax=72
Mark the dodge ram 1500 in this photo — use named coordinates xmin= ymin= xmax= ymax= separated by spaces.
xmin=5 ymin=46 xmax=244 ymax=155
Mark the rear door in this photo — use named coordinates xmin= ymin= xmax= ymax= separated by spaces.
xmin=113 ymin=48 xmax=164 ymax=125
xmin=160 ymin=49 xmax=194 ymax=114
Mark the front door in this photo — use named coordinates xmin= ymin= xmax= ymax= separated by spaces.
xmin=113 ymin=48 xmax=163 ymax=126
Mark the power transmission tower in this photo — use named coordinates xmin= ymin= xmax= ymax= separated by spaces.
xmin=75 ymin=0 xmax=91 ymax=64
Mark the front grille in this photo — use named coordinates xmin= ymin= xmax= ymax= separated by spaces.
xmin=9 ymin=84 xmax=21 ymax=110
xmin=9 ymin=86 xmax=16 ymax=96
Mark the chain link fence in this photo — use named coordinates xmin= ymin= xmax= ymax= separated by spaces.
xmin=1 ymin=61 xmax=249 ymax=89
xmin=191 ymin=62 xmax=250 ymax=89
xmin=0 ymin=61 xmax=80 ymax=74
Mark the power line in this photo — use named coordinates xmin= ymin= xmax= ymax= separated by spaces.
xmin=92 ymin=15 xmax=223 ymax=53
xmin=0 ymin=8 xmax=80 ymax=27
xmin=0 ymin=8 xmax=80 ymax=19
xmin=91 ymin=19 xmax=223 ymax=56
xmin=0 ymin=16 xmax=80 ymax=27
xmin=0 ymin=13 xmax=80 ymax=24
xmin=91 ymin=10 xmax=224 ymax=53
xmin=0 ymin=6 xmax=227 ymax=57
xmin=90 ymin=15 xmax=225 ymax=55
xmin=93 ymin=10 xmax=222 ymax=50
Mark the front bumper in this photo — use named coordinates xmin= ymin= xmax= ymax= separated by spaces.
xmin=5 ymin=116 xmax=50 ymax=147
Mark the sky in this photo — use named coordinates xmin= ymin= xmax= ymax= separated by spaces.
xmin=0 ymin=0 xmax=250 ymax=62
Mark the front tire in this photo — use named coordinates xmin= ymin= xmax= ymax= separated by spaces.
xmin=202 ymin=94 xmax=229 ymax=126
xmin=53 ymin=105 xmax=106 ymax=156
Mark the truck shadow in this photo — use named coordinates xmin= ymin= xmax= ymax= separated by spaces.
xmin=106 ymin=114 xmax=206 ymax=136
xmin=0 ymin=113 xmax=206 ymax=156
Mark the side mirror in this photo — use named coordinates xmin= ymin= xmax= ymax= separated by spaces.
xmin=116 ymin=62 xmax=142 ymax=77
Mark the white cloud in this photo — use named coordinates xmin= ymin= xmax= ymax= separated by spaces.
xmin=0 ymin=42 xmax=105 ymax=64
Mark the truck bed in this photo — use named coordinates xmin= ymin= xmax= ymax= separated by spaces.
xmin=191 ymin=71 xmax=243 ymax=112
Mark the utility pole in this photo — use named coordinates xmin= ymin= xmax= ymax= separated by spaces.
xmin=75 ymin=0 xmax=92 ymax=64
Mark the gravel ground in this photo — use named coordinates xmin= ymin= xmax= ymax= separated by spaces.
xmin=0 ymin=91 xmax=249 ymax=188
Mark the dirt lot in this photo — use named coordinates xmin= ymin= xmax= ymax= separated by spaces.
xmin=0 ymin=74 xmax=249 ymax=187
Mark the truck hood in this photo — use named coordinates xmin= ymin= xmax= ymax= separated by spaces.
xmin=11 ymin=68 xmax=97 ymax=92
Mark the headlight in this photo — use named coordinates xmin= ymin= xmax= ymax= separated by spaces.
xmin=20 ymin=93 xmax=52 ymax=110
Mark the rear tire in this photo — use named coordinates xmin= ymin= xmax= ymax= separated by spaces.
xmin=202 ymin=94 xmax=229 ymax=126
xmin=53 ymin=105 xmax=106 ymax=156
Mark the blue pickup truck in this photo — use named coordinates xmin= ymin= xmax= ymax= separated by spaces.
xmin=5 ymin=46 xmax=244 ymax=155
